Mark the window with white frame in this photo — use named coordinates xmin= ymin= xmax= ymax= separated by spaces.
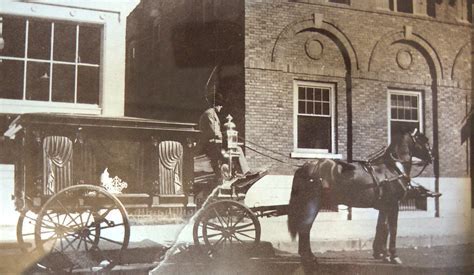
xmin=388 ymin=90 xmax=423 ymax=140
xmin=294 ymin=81 xmax=336 ymax=154
xmin=0 ymin=16 xmax=101 ymax=106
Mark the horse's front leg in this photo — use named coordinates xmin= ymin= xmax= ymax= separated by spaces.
xmin=373 ymin=210 xmax=388 ymax=259
xmin=387 ymin=203 xmax=402 ymax=264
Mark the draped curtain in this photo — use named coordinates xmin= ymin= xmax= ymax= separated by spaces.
xmin=158 ymin=141 xmax=183 ymax=195
xmin=43 ymin=136 xmax=73 ymax=194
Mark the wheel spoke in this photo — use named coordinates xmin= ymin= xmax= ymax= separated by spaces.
xmin=211 ymin=208 xmax=227 ymax=228
xmin=24 ymin=214 xmax=37 ymax=223
xmin=98 ymin=222 xmax=125 ymax=230
xmin=55 ymin=199 xmax=81 ymax=228
xmin=76 ymin=237 xmax=83 ymax=250
xmin=61 ymin=235 xmax=81 ymax=252
xmin=234 ymin=231 xmax=256 ymax=240
xmin=41 ymin=232 xmax=60 ymax=246
xmin=203 ymin=232 xmax=224 ymax=239
xmin=84 ymin=211 xmax=93 ymax=227
xmin=91 ymin=233 xmax=124 ymax=247
xmin=233 ymin=222 xmax=255 ymax=231
xmin=64 ymin=212 xmax=85 ymax=228
xmin=204 ymin=222 xmax=224 ymax=231
xmin=210 ymin=236 xmax=225 ymax=248
xmin=229 ymin=211 xmax=246 ymax=228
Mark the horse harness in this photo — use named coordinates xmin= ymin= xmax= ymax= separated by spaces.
xmin=362 ymin=148 xmax=411 ymax=200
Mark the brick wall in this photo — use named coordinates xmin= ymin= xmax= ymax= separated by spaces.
xmin=244 ymin=0 xmax=471 ymax=177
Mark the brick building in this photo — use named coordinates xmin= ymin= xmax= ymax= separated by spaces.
xmin=127 ymin=0 xmax=472 ymax=219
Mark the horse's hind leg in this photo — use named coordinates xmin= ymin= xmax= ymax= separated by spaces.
xmin=373 ymin=210 xmax=389 ymax=259
xmin=298 ymin=196 xmax=320 ymax=263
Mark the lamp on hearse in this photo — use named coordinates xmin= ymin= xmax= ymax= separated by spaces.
xmin=223 ymin=115 xmax=238 ymax=151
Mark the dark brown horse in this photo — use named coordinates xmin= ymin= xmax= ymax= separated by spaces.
xmin=287 ymin=129 xmax=435 ymax=269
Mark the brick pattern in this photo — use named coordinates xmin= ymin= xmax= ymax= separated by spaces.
xmin=244 ymin=0 xmax=471 ymax=177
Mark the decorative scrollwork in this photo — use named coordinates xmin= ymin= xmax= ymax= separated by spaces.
xmin=100 ymin=168 xmax=128 ymax=194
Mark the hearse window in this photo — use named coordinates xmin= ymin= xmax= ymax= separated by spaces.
xmin=0 ymin=16 xmax=101 ymax=105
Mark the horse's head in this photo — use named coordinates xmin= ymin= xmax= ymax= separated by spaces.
xmin=409 ymin=129 xmax=433 ymax=165
xmin=388 ymin=128 xmax=433 ymax=167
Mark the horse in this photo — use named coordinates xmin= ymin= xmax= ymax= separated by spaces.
xmin=287 ymin=129 xmax=435 ymax=269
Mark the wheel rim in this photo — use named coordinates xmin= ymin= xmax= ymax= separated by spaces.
xmin=193 ymin=200 xmax=260 ymax=257
xmin=34 ymin=185 xmax=129 ymax=272
xmin=17 ymin=210 xmax=37 ymax=253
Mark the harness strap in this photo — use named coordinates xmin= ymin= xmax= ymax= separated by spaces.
xmin=364 ymin=162 xmax=383 ymax=200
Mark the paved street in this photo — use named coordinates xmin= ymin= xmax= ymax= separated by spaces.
xmin=1 ymin=240 xmax=472 ymax=274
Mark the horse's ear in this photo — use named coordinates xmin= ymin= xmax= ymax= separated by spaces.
xmin=411 ymin=128 xmax=418 ymax=137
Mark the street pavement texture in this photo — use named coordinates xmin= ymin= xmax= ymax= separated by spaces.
xmin=1 ymin=241 xmax=472 ymax=275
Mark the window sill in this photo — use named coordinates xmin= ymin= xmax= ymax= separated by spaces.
xmin=291 ymin=151 xmax=343 ymax=159
xmin=0 ymin=99 xmax=101 ymax=115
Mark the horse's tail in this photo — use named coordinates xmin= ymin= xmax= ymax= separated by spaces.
xmin=288 ymin=163 xmax=319 ymax=240
xmin=287 ymin=168 xmax=305 ymax=240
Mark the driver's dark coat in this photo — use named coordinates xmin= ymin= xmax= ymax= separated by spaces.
xmin=199 ymin=107 xmax=222 ymax=145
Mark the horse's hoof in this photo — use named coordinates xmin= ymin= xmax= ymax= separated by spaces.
xmin=390 ymin=257 xmax=403 ymax=264
xmin=300 ymin=253 xmax=318 ymax=265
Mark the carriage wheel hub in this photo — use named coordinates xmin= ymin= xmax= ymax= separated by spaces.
xmin=79 ymin=228 xmax=91 ymax=237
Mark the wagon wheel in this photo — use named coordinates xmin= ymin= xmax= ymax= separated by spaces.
xmin=17 ymin=210 xmax=38 ymax=253
xmin=193 ymin=200 xmax=260 ymax=258
xmin=34 ymin=185 xmax=130 ymax=272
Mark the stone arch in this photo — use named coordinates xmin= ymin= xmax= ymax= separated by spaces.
xmin=368 ymin=30 xmax=443 ymax=80
xmin=451 ymin=41 xmax=471 ymax=80
xmin=271 ymin=17 xmax=359 ymax=72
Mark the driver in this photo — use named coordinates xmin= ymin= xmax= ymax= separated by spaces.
xmin=199 ymin=92 xmax=253 ymax=178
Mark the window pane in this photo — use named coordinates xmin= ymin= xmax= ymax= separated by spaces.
xmin=304 ymin=101 xmax=311 ymax=114
xmin=411 ymin=96 xmax=417 ymax=107
xmin=1 ymin=16 xmax=26 ymax=58
xmin=298 ymin=101 xmax=305 ymax=114
xmin=28 ymin=20 xmax=51 ymax=60
xmin=298 ymin=87 xmax=305 ymax=99
xmin=77 ymin=66 xmax=99 ymax=104
xmin=393 ymin=95 xmax=399 ymax=107
xmin=405 ymin=108 xmax=411 ymax=120
xmin=397 ymin=0 xmax=413 ymax=13
xmin=298 ymin=116 xmax=331 ymax=151
xmin=314 ymin=88 xmax=321 ymax=101
xmin=411 ymin=109 xmax=418 ymax=120
xmin=78 ymin=25 xmax=100 ymax=64
xmin=322 ymin=89 xmax=329 ymax=101
xmin=54 ymin=23 xmax=76 ymax=62
xmin=26 ymin=62 xmax=50 ymax=101
xmin=0 ymin=59 xmax=24 ymax=99
xmin=391 ymin=107 xmax=397 ymax=119
xmin=307 ymin=88 xmax=314 ymax=101
xmin=468 ymin=0 xmax=473 ymax=23
xmin=52 ymin=64 xmax=74 ymax=102
xmin=427 ymin=0 xmax=436 ymax=17
xmin=322 ymin=103 xmax=329 ymax=115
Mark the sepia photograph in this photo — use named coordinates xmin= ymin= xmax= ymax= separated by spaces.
xmin=0 ymin=0 xmax=472 ymax=274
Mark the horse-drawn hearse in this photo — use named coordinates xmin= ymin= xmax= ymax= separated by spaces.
xmin=2 ymin=112 xmax=437 ymax=273
xmin=2 ymin=112 xmax=274 ymax=272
